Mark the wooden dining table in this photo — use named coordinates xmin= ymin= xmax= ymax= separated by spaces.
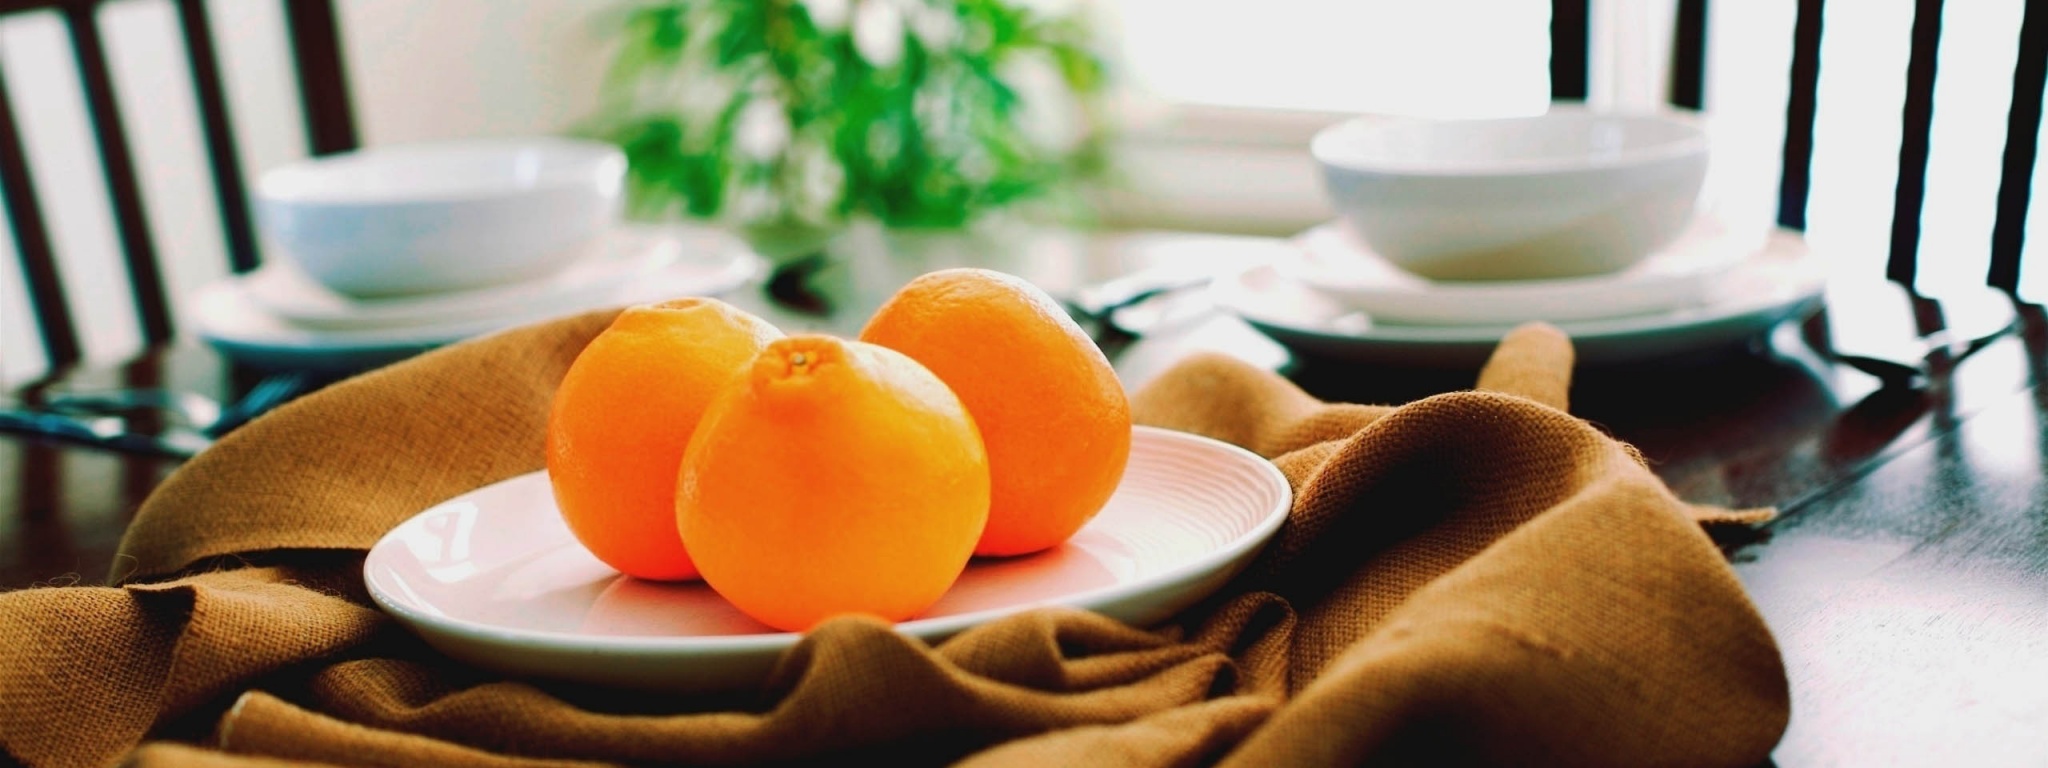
xmin=4 ymin=229 xmax=2044 ymax=766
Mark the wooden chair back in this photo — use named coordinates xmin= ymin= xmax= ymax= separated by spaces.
xmin=3 ymin=0 xmax=357 ymax=382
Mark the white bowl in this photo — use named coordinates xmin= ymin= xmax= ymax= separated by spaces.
xmin=256 ymin=138 xmax=626 ymax=298
xmin=1311 ymin=107 xmax=1709 ymax=281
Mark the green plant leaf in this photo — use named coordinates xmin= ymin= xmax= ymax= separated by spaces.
xmin=586 ymin=0 xmax=1113 ymax=230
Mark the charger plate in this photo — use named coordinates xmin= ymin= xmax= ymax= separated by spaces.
xmin=1219 ymin=228 xmax=1825 ymax=367
xmin=364 ymin=426 xmax=1291 ymax=693
xmin=1278 ymin=214 xmax=1759 ymax=326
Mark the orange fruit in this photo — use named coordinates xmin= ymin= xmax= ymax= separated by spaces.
xmin=546 ymin=298 xmax=782 ymax=581
xmin=676 ymin=334 xmax=990 ymax=631
xmin=861 ymin=268 xmax=1131 ymax=557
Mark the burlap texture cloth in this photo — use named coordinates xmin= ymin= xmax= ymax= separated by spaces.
xmin=0 ymin=311 xmax=1789 ymax=767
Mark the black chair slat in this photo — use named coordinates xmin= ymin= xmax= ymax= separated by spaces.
xmin=1989 ymin=0 xmax=2048 ymax=292
xmin=62 ymin=2 xmax=172 ymax=343
xmin=1670 ymin=0 xmax=1709 ymax=111
xmin=0 ymin=0 xmax=356 ymax=391
xmin=1549 ymin=0 xmax=1589 ymax=102
xmin=174 ymin=0 xmax=258 ymax=274
xmin=0 ymin=0 xmax=89 ymax=15
xmin=1778 ymin=0 xmax=1826 ymax=232
xmin=283 ymin=0 xmax=356 ymax=156
xmin=0 ymin=63 xmax=78 ymax=369
xmin=1887 ymin=0 xmax=1945 ymax=287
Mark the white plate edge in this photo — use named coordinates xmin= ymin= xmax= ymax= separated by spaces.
xmin=362 ymin=425 xmax=1292 ymax=655
xmin=1217 ymin=228 xmax=1824 ymax=345
xmin=192 ymin=246 xmax=762 ymax=352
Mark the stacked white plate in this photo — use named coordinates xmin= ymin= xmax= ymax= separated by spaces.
xmin=190 ymin=225 xmax=762 ymax=372
xmin=1215 ymin=214 xmax=1828 ymax=366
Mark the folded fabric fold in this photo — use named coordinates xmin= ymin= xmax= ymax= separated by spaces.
xmin=0 ymin=311 xmax=1789 ymax=768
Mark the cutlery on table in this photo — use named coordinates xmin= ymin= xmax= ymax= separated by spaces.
xmin=0 ymin=371 xmax=319 ymax=459
xmin=1061 ymin=268 xmax=1217 ymax=358
xmin=1820 ymin=281 xmax=2018 ymax=388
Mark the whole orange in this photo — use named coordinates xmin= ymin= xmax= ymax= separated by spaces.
xmin=676 ymin=334 xmax=990 ymax=631
xmin=546 ymin=298 xmax=782 ymax=581
xmin=860 ymin=268 xmax=1132 ymax=557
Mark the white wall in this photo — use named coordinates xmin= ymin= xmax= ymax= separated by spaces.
xmin=336 ymin=0 xmax=610 ymax=146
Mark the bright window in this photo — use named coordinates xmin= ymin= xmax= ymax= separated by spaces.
xmin=1109 ymin=0 xmax=2048 ymax=300
xmin=1110 ymin=0 xmax=1551 ymax=117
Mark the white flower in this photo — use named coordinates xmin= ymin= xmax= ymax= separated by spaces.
xmin=866 ymin=121 xmax=902 ymax=167
xmin=1012 ymin=0 xmax=1078 ymax=15
xmin=908 ymin=5 xmax=958 ymax=50
xmin=730 ymin=181 xmax=783 ymax=223
xmin=852 ymin=0 xmax=905 ymax=68
xmin=1001 ymin=53 xmax=1082 ymax=152
xmin=789 ymin=138 xmax=847 ymax=218
xmin=957 ymin=147 xmax=994 ymax=183
xmin=735 ymin=97 xmax=791 ymax=160
xmin=914 ymin=82 xmax=954 ymax=136
xmin=801 ymin=0 xmax=850 ymax=31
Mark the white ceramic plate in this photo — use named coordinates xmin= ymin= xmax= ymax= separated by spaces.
xmin=363 ymin=426 xmax=1290 ymax=693
xmin=191 ymin=226 xmax=761 ymax=372
xmin=244 ymin=233 xmax=682 ymax=331
xmin=1218 ymin=228 xmax=1825 ymax=367
xmin=1277 ymin=214 xmax=1759 ymax=326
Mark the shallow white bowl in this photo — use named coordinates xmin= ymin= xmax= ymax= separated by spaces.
xmin=1312 ymin=107 xmax=1709 ymax=281
xmin=256 ymin=138 xmax=626 ymax=298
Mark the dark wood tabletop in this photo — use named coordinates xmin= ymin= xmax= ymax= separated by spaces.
xmin=4 ymin=230 xmax=2044 ymax=766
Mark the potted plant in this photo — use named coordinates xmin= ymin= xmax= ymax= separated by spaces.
xmin=585 ymin=0 xmax=1112 ymax=263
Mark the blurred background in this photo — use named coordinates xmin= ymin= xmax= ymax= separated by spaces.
xmin=2 ymin=0 xmax=2045 ymax=385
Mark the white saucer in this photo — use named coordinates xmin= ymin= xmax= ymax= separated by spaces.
xmin=1277 ymin=214 xmax=1761 ymax=327
xmin=244 ymin=233 xmax=683 ymax=331
xmin=191 ymin=226 xmax=762 ymax=372
xmin=1217 ymin=228 xmax=1825 ymax=366
xmin=363 ymin=426 xmax=1291 ymax=693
